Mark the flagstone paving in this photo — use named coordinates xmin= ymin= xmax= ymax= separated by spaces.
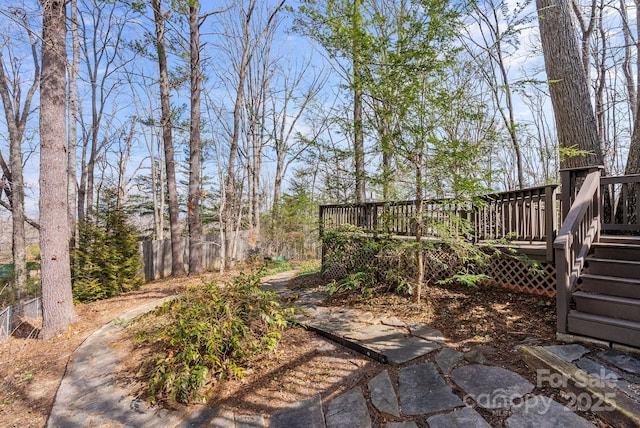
xmin=47 ymin=271 xmax=607 ymax=427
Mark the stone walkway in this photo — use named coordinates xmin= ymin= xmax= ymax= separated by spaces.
xmin=47 ymin=271 xmax=619 ymax=427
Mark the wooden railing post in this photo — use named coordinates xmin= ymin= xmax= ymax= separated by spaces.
xmin=560 ymin=168 xmax=572 ymax=223
xmin=560 ymin=166 xmax=604 ymax=224
xmin=545 ymin=185 xmax=558 ymax=262
xmin=555 ymin=234 xmax=571 ymax=333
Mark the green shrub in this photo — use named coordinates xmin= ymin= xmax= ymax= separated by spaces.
xmin=322 ymin=225 xmax=506 ymax=296
xmin=134 ymin=272 xmax=294 ymax=404
xmin=72 ymin=193 xmax=143 ymax=302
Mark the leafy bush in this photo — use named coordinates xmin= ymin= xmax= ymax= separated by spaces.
xmin=135 ymin=272 xmax=294 ymax=404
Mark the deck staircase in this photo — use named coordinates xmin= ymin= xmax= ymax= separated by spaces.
xmin=569 ymin=236 xmax=640 ymax=347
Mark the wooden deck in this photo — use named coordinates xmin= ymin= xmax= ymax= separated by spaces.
xmin=320 ymin=168 xmax=640 ymax=347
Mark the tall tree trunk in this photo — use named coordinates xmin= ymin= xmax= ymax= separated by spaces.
xmin=68 ymin=0 xmax=79 ymax=247
xmin=353 ymin=0 xmax=366 ymax=203
xmin=619 ymin=0 xmax=636 ymax=123
xmin=626 ymin=103 xmax=640 ymax=174
xmin=594 ymin=3 xmax=608 ymax=162
xmin=152 ymin=0 xmax=185 ymax=276
xmin=77 ymin=136 xmax=87 ymax=224
xmin=536 ymin=0 xmax=604 ymax=168
xmin=624 ymin=0 xmax=640 ymax=174
xmin=85 ymin=70 xmax=99 ymax=219
xmin=272 ymin=149 xmax=284 ymax=219
xmin=150 ymin=131 xmax=162 ymax=239
xmin=8 ymin=114 xmax=26 ymax=311
xmin=188 ymin=1 xmax=203 ymax=275
xmin=39 ymin=0 xmax=78 ymax=339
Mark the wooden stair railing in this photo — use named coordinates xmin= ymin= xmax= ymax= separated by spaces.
xmin=554 ymin=167 xmax=602 ymax=334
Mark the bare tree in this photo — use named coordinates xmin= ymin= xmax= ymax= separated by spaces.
xmin=218 ymin=0 xmax=285 ymax=269
xmin=76 ymin=0 xmax=135 ymax=221
xmin=462 ymin=0 xmax=531 ymax=188
xmin=620 ymin=0 xmax=640 ymax=174
xmin=571 ymin=0 xmax=598 ymax=80
xmin=39 ymin=0 xmax=78 ymax=339
xmin=152 ymin=0 xmax=185 ymax=276
xmin=0 ymin=7 xmax=39 ymax=306
xmin=271 ymin=59 xmax=325 ymax=218
xmin=243 ymin=23 xmax=274 ymax=250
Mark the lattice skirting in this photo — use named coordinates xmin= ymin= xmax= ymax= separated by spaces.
xmin=481 ymin=256 xmax=556 ymax=298
xmin=322 ymin=239 xmax=556 ymax=298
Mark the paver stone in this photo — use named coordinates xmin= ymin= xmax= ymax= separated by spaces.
xmin=368 ymin=370 xmax=400 ymax=417
xmin=427 ymin=407 xmax=491 ymax=428
xmin=450 ymin=365 xmax=534 ymax=409
xmin=325 ymin=387 xmax=371 ymax=428
xmin=506 ymin=395 xmax=596 ymax=428
xmin=398 ymin=362 xmax=463 ymax=416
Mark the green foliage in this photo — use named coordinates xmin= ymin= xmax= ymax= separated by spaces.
xmin=558 ymin=144 xmax=594 ymax=162
xmin=322 ymin=226 xmax=414 ymax=296
xmin=260 ymin=259 xmax=293 ymax=276
xmin=322 ymin=224 xmax=506 ymax=296
xmin=296 ymin=259 xmax=321 ymax=276
xmin=72 ymin=194 xmax=143 ymax=302
xmin=263 ymin=181 xmax=320 ymax=260
xmin=0 ymin=263 xmax=41 ymax=308
xmin=134 ymin=272 xmax=294 ymax=404
xmin=327 ymin=266 xmax=377 ymax=297
xmin=437 ymin=273 xmax=490 ymax=288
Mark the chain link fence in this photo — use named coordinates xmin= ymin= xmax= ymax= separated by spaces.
xmin=0 ymin=296 xmax=42 ymax=342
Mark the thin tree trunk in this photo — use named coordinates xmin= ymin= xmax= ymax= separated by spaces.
xmin=353 ymin=0 xmax=366 ymax=203
xmin=152 ymin=0 xmax=185 ymax=276
xmin=619 ymin=0 xmax=636 ymax=122
xmin=188 ymin=1 xmax=203 ymax=275
xmin=39 ymin=0 xmax=78 ymax=339
xmin=223 ymin=0 xmax=255 ymax=270
xmin=77 ymin=140 xmax=87 ymax=224
xmin=415 ymin=154 xmax=424 ymax=303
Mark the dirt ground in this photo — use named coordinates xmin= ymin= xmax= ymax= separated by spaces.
xmin=0 ymin=270 xmax=611 ymax=427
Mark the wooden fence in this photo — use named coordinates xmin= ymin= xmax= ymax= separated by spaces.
xmin=140 ymin=232 xmax=249 ymax=282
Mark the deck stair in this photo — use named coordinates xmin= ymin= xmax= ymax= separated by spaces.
xmin=570 ymin=236 xmax=640 ymax=347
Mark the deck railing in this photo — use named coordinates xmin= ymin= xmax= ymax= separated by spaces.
xmin=601 ymin=174 xmax=640 ymax=232
xmin=319 ymin=184 xmax=559 ymax=260
xmin=474 ymin=185 xmax=559 ymax=259
xmin=319 ymin=198 xmax=470 ymax=238
xmin=554 ymin=167 xmax=601 ymax=334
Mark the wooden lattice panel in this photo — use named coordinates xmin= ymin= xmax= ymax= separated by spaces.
xmin=480 ymin=256 xmax=556 ymax=297
xmin=322 ymin=238 xmax=557 ymax=297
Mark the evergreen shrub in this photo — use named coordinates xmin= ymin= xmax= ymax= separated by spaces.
xmin=72 ymin=196 xmax=143 ymax=302
xmin=134 ymin=272 xmax=293 ymax=404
